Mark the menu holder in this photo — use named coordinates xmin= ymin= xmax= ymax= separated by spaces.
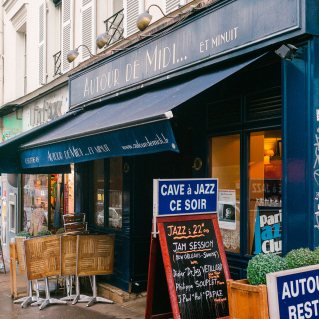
xmin=76 ymin=235 xmax=115 ymax=307
xmin=146 ymin=213 xmax=230 ymax=319
xmin=24 ymin=234 xmax=67 ymax=310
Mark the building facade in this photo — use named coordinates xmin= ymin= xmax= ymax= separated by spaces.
xmin=0 ymin=0 xmax=319 ymax=296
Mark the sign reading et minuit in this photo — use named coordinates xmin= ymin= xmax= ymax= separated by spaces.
xmin=70 ymin=0 xmax=298 ymax=107
xmin=154 ymin=178 xmax=218 ymax=216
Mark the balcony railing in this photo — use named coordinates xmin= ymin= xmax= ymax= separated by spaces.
xmin=53 ymin=51 xmax=62 ymax=76
xmin=104 ymin=8 xmax=124 ymax=47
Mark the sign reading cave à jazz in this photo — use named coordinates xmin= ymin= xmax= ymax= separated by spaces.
xmin=155 ymin=178 xmax=218 ymax=216
xmin=70 ymin=0 xmax=299 ymax=107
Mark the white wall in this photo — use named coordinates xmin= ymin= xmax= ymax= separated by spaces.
xmin=3 ymin=0 xmax=114 ymax=104
xmin=22 ymin=85 xmax=69 ymax=132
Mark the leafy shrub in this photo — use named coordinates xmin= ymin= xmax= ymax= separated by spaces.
xmin=16 ymin=231 xmax=31 ymax=238
xmin=56 ymin=228 xmax=65 ymax=234
xmin=36 ymin=230 xmax=52 ymax=237
xmin=285 ymin=248 xmax=316 ymax=269
xmin=247 ymin=253 xmax=289 ymax=286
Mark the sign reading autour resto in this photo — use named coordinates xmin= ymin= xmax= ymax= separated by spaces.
xmin=267 ymin=265 xmax=319 ymax=319
xmin=154 ymin=179 xmax=218 ymax=216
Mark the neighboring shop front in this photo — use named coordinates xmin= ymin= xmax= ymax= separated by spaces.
xmin=21 ymin=86 xmax=75 ymax=234
xmin=2 ymin=0 xmax=319 ymax=293
xmin=0 ymin=81 xmax=74 ymax=258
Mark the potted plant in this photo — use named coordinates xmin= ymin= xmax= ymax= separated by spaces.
xmin=227 ymin=253 xmax=288 ymax=319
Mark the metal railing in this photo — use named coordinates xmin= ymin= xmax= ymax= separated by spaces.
xmin=53 ymin=51 xmax=62 ymax=76
xmin=104 ymin=8 xmax=124 ymax=47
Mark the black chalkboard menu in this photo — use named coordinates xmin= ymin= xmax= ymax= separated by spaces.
xmin=146 ymin=214 xmax=230 ymax=319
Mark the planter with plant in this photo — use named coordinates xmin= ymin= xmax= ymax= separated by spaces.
xmin=227 ymin=253 xmax=289 ymax=319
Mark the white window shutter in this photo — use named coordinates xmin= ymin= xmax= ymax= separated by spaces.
xmin=165 ymin=0 xmax=181 ymax=14
xmin=80 ymin=0 xmax=96 ymax=62
xmin=61 ymin=0 xmax=74 ymax=73
xmin=38 ymin=1 xmax=46 ymax=86
xmin=124 ymin=0 xmax=140 ymax=38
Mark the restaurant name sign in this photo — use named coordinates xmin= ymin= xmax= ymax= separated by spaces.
xmin=70 ymin=0 xmax=299 ymax=107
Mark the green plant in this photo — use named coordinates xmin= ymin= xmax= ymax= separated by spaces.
xmin=16 ymin=231 xmax=31 ymax=238
xmin=56 ymin=228 xmax=65 ymax=234
xmin=285 ymin=248 xmax=316 ymax=269
xmin=247 ymin=253 xmax=289 ymax=286
xmin=36 ymin=230 xmax=52 ymax=237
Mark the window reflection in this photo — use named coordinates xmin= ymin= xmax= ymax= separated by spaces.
xmin=209 ymin=134 xmax=240 ymax=254
xmin=248 ymin=130 xmax=282 ymax=255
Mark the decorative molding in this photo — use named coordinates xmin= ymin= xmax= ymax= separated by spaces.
xmin=10 ymin=3 xmax=28 ymax=32
xmin=3 ymin=0 xmax=19 ymax=13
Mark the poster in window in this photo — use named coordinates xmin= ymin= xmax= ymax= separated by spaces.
xmin=218 ymin=190 xmax=236 ymax=230
xmin=253 ymin=206 xmax=282 ymax=256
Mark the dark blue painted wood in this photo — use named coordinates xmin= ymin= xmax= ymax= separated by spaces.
xmin=70 ymin=0 xmax=300 ymax=107
xmin=282 ymin=43 xmax=309 ymax=253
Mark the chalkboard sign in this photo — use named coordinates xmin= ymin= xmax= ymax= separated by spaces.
xmin=147 ymin=213 xmax=230 ymax=319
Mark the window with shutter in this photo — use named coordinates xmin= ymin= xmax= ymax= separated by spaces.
xmin=80 ymin=0 xmax=96 ymax=62
xmin=124 ymin=0 xmax=140 ymax=38
xmin=38 ymin=1 xmax=46 ymax=86
xmin=61 ymin=0 xmax=74 ymax=73
xmin=165 ymin=0 xmax=181 ymax=14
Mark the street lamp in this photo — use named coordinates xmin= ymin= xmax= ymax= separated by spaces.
xmin=136 ymin=4 xmax=174 ymax=32
xmin=67 ymin=44 xmax=95 ymax=63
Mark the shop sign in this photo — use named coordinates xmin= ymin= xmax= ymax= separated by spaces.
xmin=154 ymin=178 xmax=218 ymax=216
xmin=70 ymin=0 xmax=299 ymax=107
xmin=267 ymin=265 xmax=319 ymax=319
xmin=21 ymin=120 xmax=178 ymax=168
xmin=30 ymin=101 xmax=63 ymax=126
xmin=253 ymin=207 xmax=282 ymax=256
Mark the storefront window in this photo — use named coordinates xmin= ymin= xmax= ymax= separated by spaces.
xmin=248 ymin=130 xmax=282 ymax=255
xmin=64 ymin=164 xmax=75 ymax=215
xmin=209 ymin=134 xmax=241 ymax=254
xmin=92 ymin=158 xmax=123 ymax=230
xmin=23 ymin=174 xmax=49 ymax=236
xmin=93 ymin=159 xmax=105 ymax=227
xmin=109 ymin=157 xmax=122 ymax=230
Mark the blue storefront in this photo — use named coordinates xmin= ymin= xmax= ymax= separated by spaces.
xmin=1 ymin=0 xmax=319 ymax=293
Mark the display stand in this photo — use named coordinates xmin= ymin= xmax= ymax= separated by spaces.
xmin=60 ymin=235 xmax=91 ymax=303
xmin=24 ymin=234 xmax=67 ymax=310
xmin=0 ymin=238 xmax=6 ymax=274
xmin=76 ymin=235 xmax=115 ymax=307
xmin=13 ymin=237 xmax=43 ymax=308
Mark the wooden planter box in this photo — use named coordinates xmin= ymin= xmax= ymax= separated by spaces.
xmin=227 ymin=279 xmax=269 ymax=319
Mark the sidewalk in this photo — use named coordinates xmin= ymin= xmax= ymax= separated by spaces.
xmin=0 ymin=262 xmax=145 ymax=319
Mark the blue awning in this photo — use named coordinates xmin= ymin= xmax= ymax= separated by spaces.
xmin=19 ymin=53 xmax=265 ymax=169
xmin=0 ymin=111 xmax=80 ymax=173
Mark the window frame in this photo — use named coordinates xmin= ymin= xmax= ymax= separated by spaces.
xmin=88 ymin=158 xmax=124 ymax=234
xmin=206 ymin=117 xmax=281 ymax=260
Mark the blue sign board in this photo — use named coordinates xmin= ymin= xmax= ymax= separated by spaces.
xmin=277 ymin=269 xmax=319 ymax=318
xmin=155 ymin=179 xmax=218 ymax=216
xmin=70 ymin=0 xmax=299 ymax=107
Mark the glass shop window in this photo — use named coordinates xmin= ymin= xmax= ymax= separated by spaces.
xmin=23 ymin=174 xmax=49 ymax=236
xmin=248 ymin=129 xmax=282 ymax=255
xmin=92 ymin=157 xmax=123 ymax=230
xmin=109 ymin=157 xmax=123 ymax=230
xmin=93 ymin=159 xmax=105 ymax=227
xmin=209 ymin=134 xmax=241 ymax=254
